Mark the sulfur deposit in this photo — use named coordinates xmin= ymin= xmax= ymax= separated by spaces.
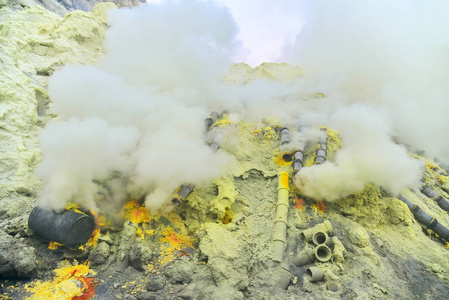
xmin=1 ymin=2 xmax=449 ymax=300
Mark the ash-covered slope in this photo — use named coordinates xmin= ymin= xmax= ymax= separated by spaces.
xmin=1 ymin=2 xmax=449 ymax=300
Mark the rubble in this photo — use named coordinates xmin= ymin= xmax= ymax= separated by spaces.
xmin=0 ymin=231 xmax=37 ymax=278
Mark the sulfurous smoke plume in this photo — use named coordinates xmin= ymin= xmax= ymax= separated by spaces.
xmin=294 ymin=105 xmax=423 ymax=201
xmin=285 ymin=0 xmax=449 ymax=200
xmin=36 ymin=0 xmax=238 ymax=212
xmin=37 ymin=0 xmax=446 ymax=209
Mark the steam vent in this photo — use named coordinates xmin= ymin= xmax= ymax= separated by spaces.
xmin=2 ymin=1 xmax=449 ymax=299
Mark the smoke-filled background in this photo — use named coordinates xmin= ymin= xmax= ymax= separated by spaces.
xmin=37 ymin=0 xmax=449 ymax=210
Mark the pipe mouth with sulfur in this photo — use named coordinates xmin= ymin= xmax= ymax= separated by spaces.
xmin=282 ymin=151 xmax=292 ymax=162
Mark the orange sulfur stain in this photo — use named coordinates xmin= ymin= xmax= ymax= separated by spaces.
xmin=294 ymin=195 xmax=305 ymax=211
xmin=72 ymin=277 xmax=98 ymax=300
xmin=124 ymin=199 xmax=152 ymax=224
xmin=25 ymin=263 xmax=97 ymax=300
xmin=275 ymin=155 xmax=291 ymax=166
xmin=316 ymin=201 xmax=326 ymax=213
xmin=159 ymin=227 xmax=195 ymax=265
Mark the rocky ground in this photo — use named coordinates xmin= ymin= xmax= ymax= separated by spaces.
xmin=1 ymin=2 xmax=449 ymax=300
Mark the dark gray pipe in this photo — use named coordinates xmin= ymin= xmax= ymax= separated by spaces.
xmin=436 ymin=196 xmax=449 ymax=212
xmin=432 ymin=221 xmax=449 ymax=240
xmin=421 ymin=185 xmax=438 ymax=199
xmin=411 ymin=206 xmax=433 ymax=226
xmin=293 ymin=150 xmax=304 ymax=164
xmin=292 ymin=150 xmax=305 ymax=176
xmin=314 ymin=156 xmax=326 ymax=164
xmin=291 ymin=128 xmax=306 ymax=175
xmin=292 ymin=161 xmax=304 ymax=175
xmin=398 ymin=195 xmax=415 ymax=210
xmin=205 ymin=118 xmax=213 ymax=129
xmin=280 ymin=128 xmax=293 ymax=162
xmin=280 ymin=128 xmax=291 ymax=145
xmin=420 ymin=185 xmax=449 ymax=212
xmin=178 ymin=184 xmax=194 ymax=200
xmin=314 ymin=129 xmax=327 ymax=165
xmin=316 ymin=148 xmax=327 ymax=158
xmin=171 ymin=184 xmax=194 ymax=206
xmin=205 ymin=111 xmax=219 ymax=130
xmin=398 ymin=195 xmax=449 ymax=241
xmin=28 ymin=207 xmax=94 ymax=250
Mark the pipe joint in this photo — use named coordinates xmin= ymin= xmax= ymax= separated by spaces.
xmin=314 ymin=244 xmax=332 ymax=262
xmin=302 ymin=220 xmax=334 ymax=242
xmin=292 ymin=248 xmax=315 ymax=267
xmin=421 ymin=185 xmax=438 ymax=199
xmin=312 ymin=231 xmax=334 ymax=248
xmin=307 ymin=267 xmax=325 ymax=282
xmin=436 ymin=196 xmax=449 ymax=212
xmin=314 ymin=156 xmax=326 ymax=164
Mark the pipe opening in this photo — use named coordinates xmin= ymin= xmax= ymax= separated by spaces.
xmin=313 ymin=232 xmax=327 ymax=245
xmin=282 ymin=153 xmax=292 ymax=162
xmin=317 ymin=247 xmax=329 ymax=258
xmin=306 ymin=266 xmax=325 ymax=282
xmin=314 ymin=244 xmax=332 ymax=262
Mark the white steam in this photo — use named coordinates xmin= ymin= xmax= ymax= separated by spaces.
xmin=37 ymin=0 xmax=447 ymax=208
xmin=286 ymin=0 xmax=449 ymax=162
xmin=294 ymin=105 xmax=422 ymax=201
xmin=287 ymin=0 xmax=449 ymax=199
xmin=37 ymin=0 xmax=236 ymax=212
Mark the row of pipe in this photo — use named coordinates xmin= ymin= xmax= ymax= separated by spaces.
xmin=281 ymin=126 xmax=326 ymax=171
xmin=272 ymin=171 xmax=290 ymax=263
xmin=276 ymin=128 xmax=333 ymax=283
xmin=398 ymin=195 xmax=449 ymax=241
xmin=420 ymin=185 xmax=449 ymax=212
